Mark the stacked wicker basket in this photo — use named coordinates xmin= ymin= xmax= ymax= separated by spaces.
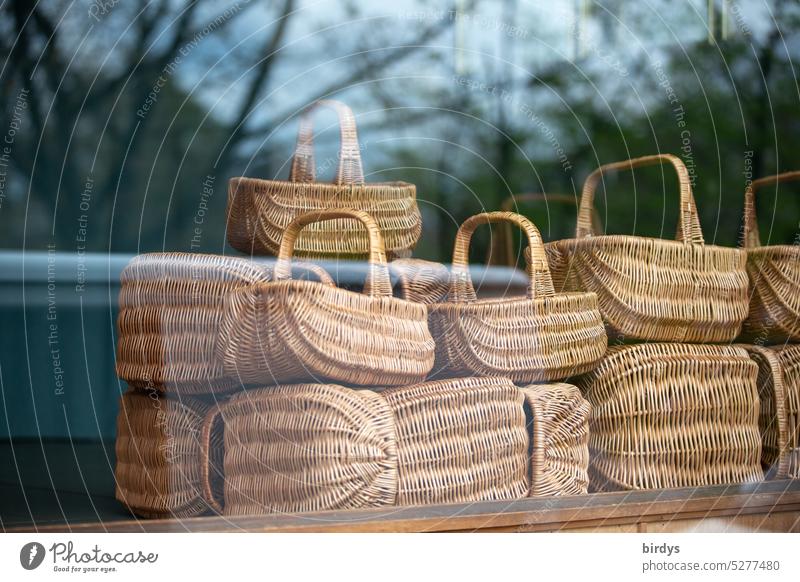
xmin=113 ymin=100 xmax=607 ymax=519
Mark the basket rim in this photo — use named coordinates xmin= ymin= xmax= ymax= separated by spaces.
xmin=548 ymin=233 xmax=746 ymax=254
xmin=229 ymin=176 xmax=416 ymax=190
xmin=428 ymin=290 xmax=598 ymax=310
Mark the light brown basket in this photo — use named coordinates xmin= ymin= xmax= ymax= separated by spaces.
xmin=389 ymin=258 xmax=450 ymax=304
xmin=739 ymin=171 xmax=800 ymax=343
xmin=116 ymin=252 xmax=332 ymax=394
xmin=743 ymin=344 xmax=800 ymax=479
xmin=579 ymin=343 xmax=763 ymax=492
xmin=488 ymin=193 xmax=602 ymax=266
xmin=217 ymin=209 xmax=435 ymax=387
xmin=522 ymin=383 xmax=590 ymax=496
xmin=200 ymin=384 xmax=398 ymax=516
xmin=380 ymin=377 xmax=529 ymax=506
xmin=427 ymin=211 xmax=607 ymax=382
xmin=227 ymin=99 xmax=421 ymax=258
xmin=114 ymin=390 xmax=224 ymax=518
xmin=545 ymin=154 xmax=749 ymax=343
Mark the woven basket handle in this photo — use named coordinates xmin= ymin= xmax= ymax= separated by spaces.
xmin=198 ymin=403 xmax=226 ymax=515
xmin=288 ymin=99 xmax=364 ymax=185
xmin=451 ymin=211 xmax=555 ymax=301
xmin=274 ymin=209 xmax=392 ymax=297
xmin=744 ymin=346 xmax=790 ymax=479
xmin=494 ymin=193 xmax=603 ymax=266
xmin=577 ymin=154 xmax=704 ymax=244
xmin=741 ymin=171 xmax=800 ymax=248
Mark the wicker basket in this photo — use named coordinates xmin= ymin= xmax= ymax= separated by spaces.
xmin=217 ymin=209 xmax=435 ymax=387
xmin=739 ymin=171 xmax=800 ymax=343
xmin=389 ymin=258 xmax=450 ymax=304
xmin=116 ymin=252 xmax=332 ymax=394
xmin=488 ymin=193 xmax=602 ymax=267
xmin=743 ymin=344 xmax=800 ymax=479
xmin=380 ymin=377 xmax=529 ymax=506
xmin=200 ymin=384 xmax=398 ymax=516
xmin=427 ymin=212 xmax=607 ymax=382
xmin=545 ymin=154 xmax=749 ymax=343
xmin=522 ymin=383 xmax=590 ymax=496
xmin=115 ymin=390 xmax=224 ymax=518
xmin=227 ymin=99 xmax=421 ymax=259
xmin=579 ymin=343 xmax=763 ymax=492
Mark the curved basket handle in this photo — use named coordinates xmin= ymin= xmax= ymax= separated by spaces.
xmin=290 ymin=261 xmax=336 ymax=286
xmin=274 ymin=209 xmax=392 ymax=297
xmin=199 ymin=403 xmax=226 ymax=515
xmin=492 ymin=193 xmax=603 ymax=266
xmin=451 ymin=211 xmax=555 ymax=301
xmin=288 ymin=99 xmax=364 ymax=185
xmin=741 ymin=171 xmax=800 ymax=248
xmin=577 ymin=154 xmax=704 ymax=244
xmin=744 ymin=346 xmax=790 ymax=479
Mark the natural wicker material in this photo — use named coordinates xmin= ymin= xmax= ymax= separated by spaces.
xmin=389 ymin=258 xmax=450 ymax=304
xmin=579 ymin=343 xmax=763 ymax=492
xmin=739 ymin=171 xmax=800 ymax=343
xmin=743 ymin=344 xmax=800 ymax=479
xmin=200 ymin=384 xmax=398 ymax=516
xmin=114 ymin=390 xmax=224 ymax=518
xmin=521 ymin=383 xmax=590 ymax=496
xmin=227 ymin=100 xmax=421 ymax=258
xmin=545 ymin=154 xmax=749 ymax=343
xmin=116 ymin=252 xmax=332 ymax=394
xmin=427 ymin=212 xmax=607 ymax=382
xmin=217 ymin=209 xmax=435 ymax=387
xmin=489 ymin=193 xmax=603 ymax=267
xmin=380 ymin=377 xmax=529 ymax=506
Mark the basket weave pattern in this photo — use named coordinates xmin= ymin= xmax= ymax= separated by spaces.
xmin=216 ymin=210 xmax=435 ymax=387
xmin=428 ymin=212 xmax=607 ymax=382
xmin=227 ymin=100 xmax=421 ymax=258
xmin=739 ymin=171 xmax=800 ymax=343
xmin=389 ymin=258 xmax=450 ymax=304
xmin=381 ymin=377 xmax=529 ymax=506
xmin=522 ymin=383 xmax=590 ymax=496
xmin=579 ymin=343 xmax=763 ymax=491
xmin=115 ymin=390 xmax=223 ymax=518
xmin=116 ymin=252 xmax=332 ymax=394
xmin=545 ymin=155 xmax=749 ymax=343
xmin=205 ymin=385 xmax=398 ymax=516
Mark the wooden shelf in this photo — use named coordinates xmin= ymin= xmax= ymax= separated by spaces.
xmin=12 ymin=479 xmax=800 ymax=533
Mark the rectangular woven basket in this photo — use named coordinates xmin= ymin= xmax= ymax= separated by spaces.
xmin=738 ymin=171 xmax=800 ymax=343
xmin=545 ymin=154 xmax=749 ymax=343
xmin=578 ymin=343 xmax=764 ymax=491
xmin=114 ymin=390 xmax=224 ymax=518
xmin=522 ymin=383 xmax=590 ymax=496
xmin=743 ymin=344 xmax=800 ymax=479
xmin=198 ymin=378 xmax=529 ymax=516
xmin=115 ymin=252 xmax=332 ymax=395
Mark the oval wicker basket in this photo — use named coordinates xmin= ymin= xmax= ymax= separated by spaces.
xmin=380 ymin=377 xmax=529 ymax=506
xmin=389 ymin=258 xmax=450 ymax=304
xmin=545 ymin=154 xmax=749 ymax=343
xmin=227 ymin=99 xmax=421 ymax=259
xmin=579 ymin=343 xmax=763 ymax=492
xmin=115 ymin=390 xmax=224 ymax=518
xmin=217 ymin=209 xmax=435 ymax=387
xmin=739 ymin=171 xmax=800 ymax=343
xmin=200 ymin=384 xmax=398 ymax=516
xmin=742 ymin=344 xmax=800 ymax=479
xmin=427 ymin=211 xmax=607 ymax=382
xmin=116 ymin=252 xmax=332 ymax=394
xmin=521 ymin=383 xmax=590 ymax=496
